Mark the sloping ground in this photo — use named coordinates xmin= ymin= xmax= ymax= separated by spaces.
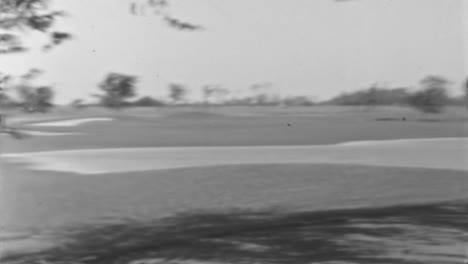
xmin=2 ymin=163 xmax=467 ymax=234
xmin=26 ymin=118 xmax=114 ymax=127
xmin=1 ymin=148 xmax=467 ymax=263
xmin=3 ymin=138 xmax=467 ymax=174
xmin=2 ymin=111 xmax=467 ymax=154
xmin=2 ymin=200 xmax=467 ymax=264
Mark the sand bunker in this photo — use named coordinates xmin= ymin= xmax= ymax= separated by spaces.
xmin=2 ymin=138 xmax=467 ymax=174
xmin=27 ymin=117 xmax=114 ymax=127
xmin=23 ymin=130 xmax=81 ymax=136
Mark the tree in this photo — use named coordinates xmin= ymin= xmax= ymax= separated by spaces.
xmin=0 ymin=1 xmax=200 ymax=54
xmin=0 ymin=0 xmax=197 ymax=138
xmin=134 ymin=96 xmax=165 ymax=107
xmin=16 ymin=85 xmax=54 ymax=112
xmin=420 ymin=75 xmax=451 ymax=91
xmin=0 ymin=73 xmax=12 ymax=102
xmin=35 ymin=86 xmax=54 ymax=112
xmin=0 ymin=74 xmax=18 ymax=109
xmin=168 ymin=83 xmax=187 ymax=104
xmin=70 ymin=99 xmax=85 ymax=109
xmin=283 ymin=96 xmax=315 ymax=107
xmin=408 ymin=76 xmax=450 ymax=114
xmin=11 ymin=69 xmax=54 ymax=112
xmin=362 ymin=86 xmax=379 ymax=107
xmin=465 ymin=78 xmax=468 ymax=110
xmin=202 ymin=85 xmax=216 ymax=105
xmin=131 ymin=0 xmax=202 ymax=30
xmin=97 ymin=73 xmax=137 ymax=109
xmin=324 ymin=86 xmax=411 ymax=106
xmin=249 ymin=82 xmax=274 ymax=105
xmin=202 ymin=85 xmax=230 ymax=105
xmin=212 ymin=87 xmax=230 ymax=104
xmin=0 ymin=0 xmax=72 ymax=53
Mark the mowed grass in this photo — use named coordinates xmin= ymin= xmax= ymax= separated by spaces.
xmin=2 ymin=106 xmax=467 ymax=153
xmin=2 ymin=163 xmax=468 ymax=263
xmin=3 ymin=162 xmax=468 ymax=264
xmin=2 ymin=163 xmax=467 ymax=230
xmin=1 ymin=106 xmax=467 ymax=263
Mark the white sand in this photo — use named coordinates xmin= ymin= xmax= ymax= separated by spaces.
xmin=2 ymin=138 xmax=467 ymax=175
xmin=24 ymin=130 xmax=81 ymax=136
xmin=27 ymin=117 xmax=114 ymax=127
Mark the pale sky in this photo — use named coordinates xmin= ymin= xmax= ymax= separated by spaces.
xmin=0 ymin=0 xmax=466 ymax=104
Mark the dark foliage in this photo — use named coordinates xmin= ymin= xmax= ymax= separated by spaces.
xmin=0 ymin=0 xmax=70 ymax=53
xmin=133 ymin=96 xmax=166 ymax=107
xmin=326 ymin=87 xmax=411 ymax=106
xmin=16 ymin=85 xmax=54 ymax=112
xmin=0 ymin=0 xmax=201 ymax=54
xmin=408 ymin=87 xmax=448 ymax=113
xmin=3 ymin=201 xmax=467 ymax=264
xmin=283 ymin=96 xmax=315 ymax=106
xmin=96 ymin=73 xmax=138 ymax=109
xmin=168 ymin=83 xmax=187 ymax=104
xmin=407 ymin=76 xmax=450 ymax=114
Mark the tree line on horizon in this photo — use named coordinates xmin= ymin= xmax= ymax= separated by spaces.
xmin=1 ymin=71 xmax=466 ymax=114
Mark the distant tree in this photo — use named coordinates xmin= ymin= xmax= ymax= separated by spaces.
xmin=362 ymin=85 xmax=379 ymax=107
xmin=408 ymin=76 xmax=450 ymax=113
xmin=16 ymin=85 xmax=54 ymax=112
xmin=35 ymin=86 xmax=54 ymax=112
xmin=97 ymin=73 xmax=137 ymax=109
xmin=0 ymin=73 xmax=12 ymax=102
xmin=420 ymin=75 xmax=451 ymax=91
xmin=202 ymin=85 xmax=216 ymax=105
xmin=324 ymin=86 xmax=411 ymax=106
xmin=212 ymin=87 xmax=230 ymax=104
xmin=0 ymin=92 xmax=13 ymax=107
xmin=0 ymin=0 xmax=195 ymax=139
xmin=408 ymin=88 xmax=448 ymax=114
xmin=168 ymin=83 xmax=187 ymax=104
xmin=465 ymin=77 xmax=468 ymax=110
xmin=16 ymin=85 xmax=33 ymax=112
xmin=0 ymin=87 xmax=18 ymax=109
xmin=250 ymin=82 xmax=275 ymax=105
xmin=283 ymin=96 xmax=315 ymax=107
xmin=134 ymin=96 xmax=165 ymax=107
xmin=70 ymin=99 xmax=85 ymax=109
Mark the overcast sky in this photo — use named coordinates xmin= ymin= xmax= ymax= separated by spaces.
xmin=0 ymin=0 xmax=466 ymax=103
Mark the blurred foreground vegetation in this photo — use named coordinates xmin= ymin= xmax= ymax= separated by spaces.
xmin=3 ymin=200 xmax=467 ymax=264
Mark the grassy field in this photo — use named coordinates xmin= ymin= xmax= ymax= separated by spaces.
xmin=1 ymin=105 xmax=467 ymax=263
xmin=2 ymin=162 xmax=468 ymax=263
xmin=2 ymin=106 xmax=467 ymax=153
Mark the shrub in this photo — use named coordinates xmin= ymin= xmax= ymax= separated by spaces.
xmin=97 ymin=73 xmax=137 ymax=109
xmin=134 ymin=96 xmax=165 ymax=107
xmin=408 ymin=87 xmax=448 ymax=113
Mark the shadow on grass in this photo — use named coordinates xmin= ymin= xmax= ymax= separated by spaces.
xmin=3 ymin=200 xmax=468 ymax=264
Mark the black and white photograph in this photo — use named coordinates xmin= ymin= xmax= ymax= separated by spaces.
xmin=1 ymin=0 xmax=467 ymax=263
